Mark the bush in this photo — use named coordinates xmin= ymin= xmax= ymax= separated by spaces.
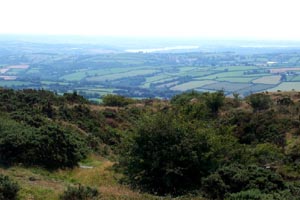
xmin=247 ymin=93 xmax=272 ymax=112
xmin=120 ymin=112 xmax=216 ymax=195
xmin=225 ymin=189 xmax=273 ymax=200
xmin=36 ymin=125 xmax=88 ymax=168
xmin=0 ymin=117 xmax=88 ymax=168
xmin=60 ymin=185 xmax=99 ymax=200
xmin=102 ymin=94 xmax=134 ymax=107
xmin=202 ymin=164 xmax=286 ymax=199
xmin=170 ymin=90 xmax=203 ymax=106
xmin=0 ymin=174 xmax=19 ymax=200
xmin=205 ymin=91 xmax=225 ymax=114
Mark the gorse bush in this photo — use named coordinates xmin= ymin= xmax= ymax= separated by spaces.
xmin=247 ymin=93 xmax=272 ymax=112
xmin=0 ymin=174 xmax=19 ymax=200
xmin=102 ymin=94 xmax=135 ymax=107
xmin=121 ymin=112 xmax=220 ymax=195
xmin=60 ymin=185 xmax=100 ymax=200
xmin=0 ymin=117 xmax=88 ymax=168
xmin=202 ymin=164 xmax=286 ymax=200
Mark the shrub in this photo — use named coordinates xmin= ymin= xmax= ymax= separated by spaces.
xmin=247 ymin=93 xmax=272 ymax=112
xmin=0 ymin=174 xmax=19 ymax=200
xmin=102 ymin=94 xmax=134 ymax=107
xmin=120 ymin=112 xmax=215 ymax=195
xmin=204 ymin=91 xmax=225 ymax=114
xmin=36 ymin=125 xmax=88 ymax=168
xmin=60 ymin=185 xmax=99 ymax=200
xmin=202 ymin=164 xmax=286 ymax=199
xmin=170 ymin=90 xmax=203 ymax=106
xmin=0 ymin=117 xmax=88 ymax=168
xmin=225 ymin=189 xmax=272 ymax=200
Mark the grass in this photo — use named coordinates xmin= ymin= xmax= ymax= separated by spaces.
xmin=61 ymin=68 xmax=133 ymax=81
xmin=214 ymin=66 xmax=259 ymax=71
xmin=201 ymin=82 xmax=252 ymax=92
xmin=141 ymin=74 xmax=173 ymax=88
xmin=0 ymin=81 xmax=32 ymax=87
xmin=87 ymin=69 xmax=158 ymax=82
xmin=156 ymin=81 xmax=180 ymax=88
xmin=179 ymin=70 xmax=215 ymax=78
xmin=268 ymin=82 xmax=300 ymax=92
xmin=237 ymin=84 xmax=276 ymax=94
xmin=41 ymin=81 xmax=70 ymax=86
xmin=291 ymin=75 xmax=300 ymax=81
xmin=195 ymin=71 xmax=246 ymax=80
xmin=5 ymin=68 xmax=27 ymax=75
xmin=0 ymin=154 xmax=206 ymax=200
xmin=171 ymin=80 xmax=216 ymax=91
xmin=177 ymin=66 xmax=197 ymax=72
xmin=216 ymin=77 xmax=257 ymax=83
xmin=252 ymin=75 xmax=281 ymax=84
xmin=60 ymin=71 xmax=90 ymax=81
xmin=26 ymin=68 xmax=40 ymax=74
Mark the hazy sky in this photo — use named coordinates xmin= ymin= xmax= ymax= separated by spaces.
xmin=0 ymin=0 xmax=300 ymax=40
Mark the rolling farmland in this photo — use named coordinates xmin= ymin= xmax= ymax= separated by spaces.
xmin=2 ymin=40 xmax=300 ymax=100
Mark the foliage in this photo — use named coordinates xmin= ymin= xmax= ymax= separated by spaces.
xmin=222 ymin=110 xmax=288 ymax=146
xmin=202 ymin=164 xmax=286 ymax=199
xmin=0 ymin=174 xmax=19 ymax=200
xmin=121 ymin=112 xmax=216 ymax=195
xmin=203 ymin=165 xmax=286 ymax=199
xmin=204 ymin=90 xmax=225 ymax=114
xmin=2 ymin=89 xmax=300 ymax=198
xmin=60 ymin=185 xmax=99 ymax=200
xmin=170 ymin=90 xmax=203 ymax=106
xmin=120 ymin=110 xmax=242 ymax=195
xmin=0 ymin=117 xmax=88 ymax=168
xmin=247 ymin=93 xmax=272 ymax=112
xmin=102 ymin=94 xmax=135 ymax=107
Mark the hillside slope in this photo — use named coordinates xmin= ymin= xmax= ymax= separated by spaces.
xmin=1 ymin=89 xmax=300 ymax=199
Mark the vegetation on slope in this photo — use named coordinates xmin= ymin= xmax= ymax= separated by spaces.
xmin=1 ymin=88 xmax=300 ymax=199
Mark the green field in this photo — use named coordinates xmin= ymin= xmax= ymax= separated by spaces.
xmin=268 ymin=82 xmax=300 ymax=92
xmin=2 ymin=49 xmax=300 ymax=99
xmin=171 ymin=80 xmax=216 ymax=91
xmin=216 ymin=77 xmax=257 ymax=83
xmin=252 ymin=75 xmax=281 ymax=84
xmin=0 ymin=81 xmax=32 ymax=87
xmin=87 ymin=69 xmax=157 ymax=82
xmin=61 ymin=68 xmax=134 ymax=81
xmin=202 ymin=82 xmax=252 ymax=92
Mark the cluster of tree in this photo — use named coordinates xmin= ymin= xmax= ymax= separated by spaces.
xmin=119 ymin=91 xmax=300 ymax=199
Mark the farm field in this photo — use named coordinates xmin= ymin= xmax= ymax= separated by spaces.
xmin=267 ymin=82 xmax=300 ymax=92
xmin=171 ymin=80 xmax=216 ymax=91
xmin=2 ymin=42 xmax=300 ymax=100
xmin=252 ymin=75 xmax=281 ymax=84
xmin=86 ymin=69 xmax=158 ymax=82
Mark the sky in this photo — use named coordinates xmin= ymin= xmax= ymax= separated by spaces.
xmin=0 ymin=0 xmax=300 ymax=40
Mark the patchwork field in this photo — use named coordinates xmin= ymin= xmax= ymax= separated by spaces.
xmin=171 ymin=80 xmax=216 ymax=91
xmin=268 ymin=82 xmax=300 ymax=92
xmin=2 ymin=50 xmax=300 ymax=99
xmin=202 ymin=82 xmax=252 ymax=92
xmin=87 ymin=69 xmax=158 ymax=82
xmin=252 ymin=75 xmax=281 ymax=84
